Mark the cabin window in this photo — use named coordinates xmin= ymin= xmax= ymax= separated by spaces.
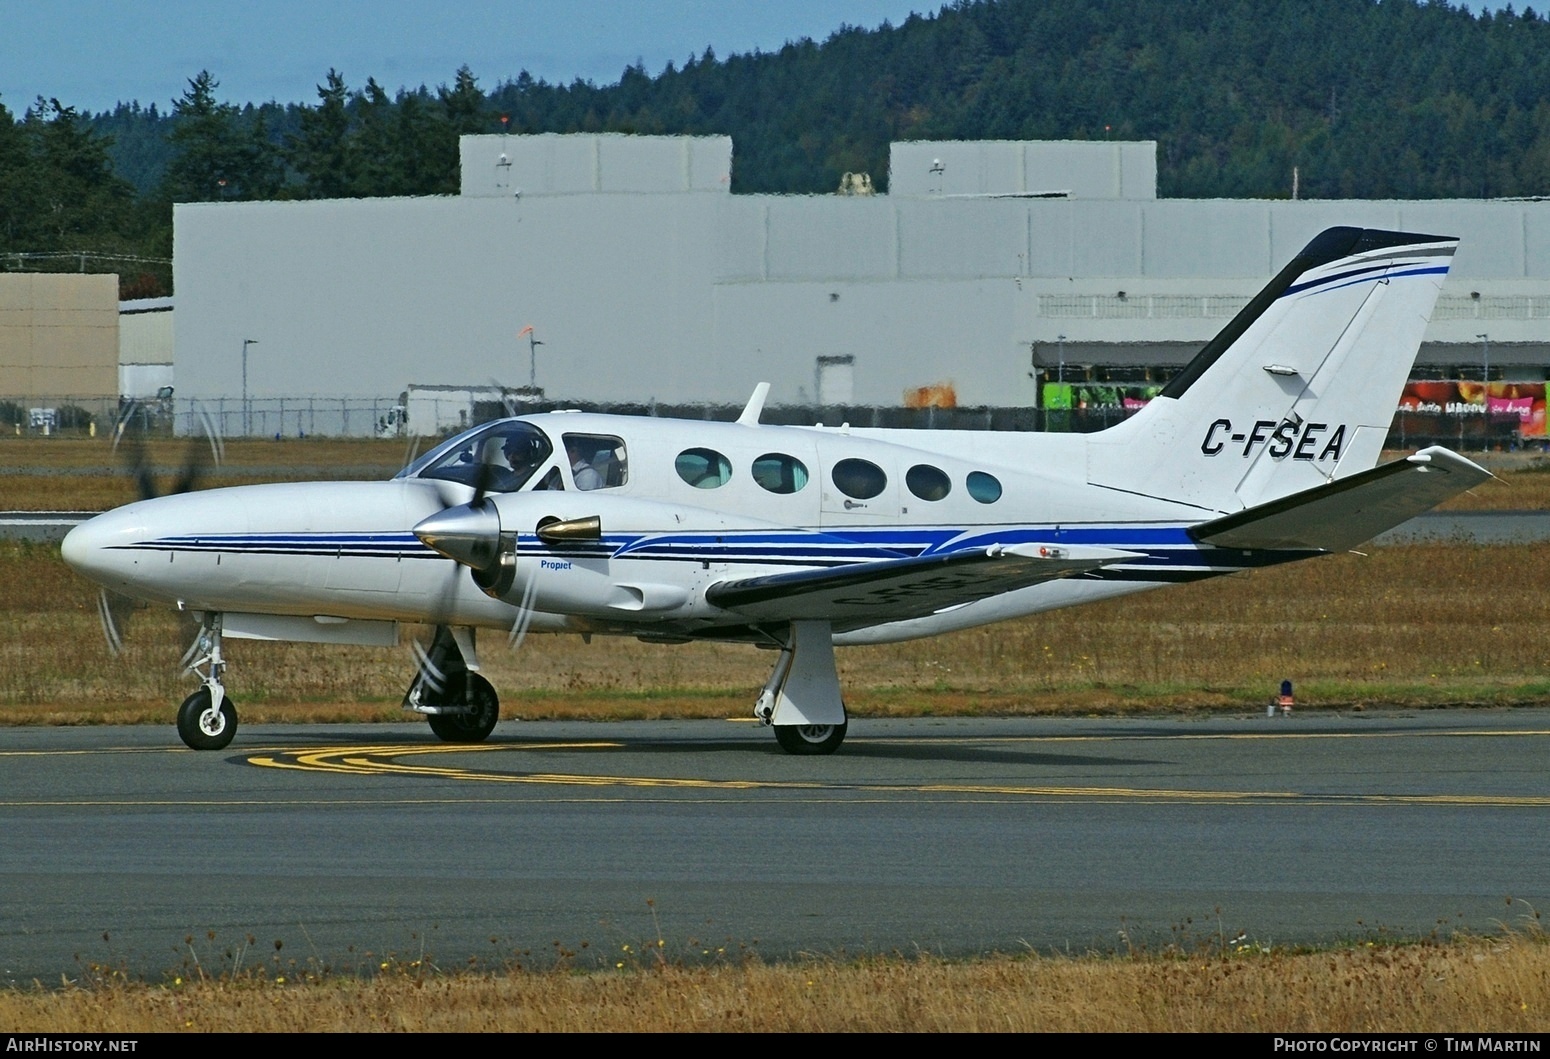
xmin=752 ymin=453 xmax=809 ymax=494
xmin=562 ymin=433 xmax=627 ymax=490
xmin=413 ymin=421 xmax=552 ymax=493
xmin=905 ymin=464 xmax=951 ymax=502
xmin=676 ymin=448 xmax=732 ymax=489
xmin=831 ymin=458 xmax=887 ymax=500
xmin=966 ymin=471 xmax=1003 ymax=504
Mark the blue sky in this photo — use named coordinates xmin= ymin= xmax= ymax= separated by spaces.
xmin=1 ymin=1 xmax=936 ymax=115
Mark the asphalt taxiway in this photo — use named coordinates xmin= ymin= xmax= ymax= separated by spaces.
xmin=2 ymin=711 xmax=1547 ymax=984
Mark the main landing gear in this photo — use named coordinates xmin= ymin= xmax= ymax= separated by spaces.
xmin=404 ymin=624 xmax=500 ymax=743
xmin=756 ymin=620 xmax=848 ymax=756
xmin=178 ymin=613 xmax=237 ymax=750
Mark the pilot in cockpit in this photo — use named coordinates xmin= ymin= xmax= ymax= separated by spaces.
xmin=495 ymin=430 xmax=549 ymax=491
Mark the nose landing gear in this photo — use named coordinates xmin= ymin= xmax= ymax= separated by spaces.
xmin=177 ymin=613 xmax=237 ymax=751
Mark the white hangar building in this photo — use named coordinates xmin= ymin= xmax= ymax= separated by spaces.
xmin=172 ymin=133 xmax=1550 ymax=430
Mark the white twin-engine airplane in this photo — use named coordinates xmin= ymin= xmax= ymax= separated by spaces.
xmin=63 ymin=226 xmax=1491 ymax=755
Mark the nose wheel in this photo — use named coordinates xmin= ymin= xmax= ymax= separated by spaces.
xmin=177 ymin=612 xmax=238 ymax=750
xmin=176 ymin=687 xmax=237 ymax=751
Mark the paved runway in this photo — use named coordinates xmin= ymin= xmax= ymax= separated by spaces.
xmin=2 ymin=711 xmax=1547 ymax=984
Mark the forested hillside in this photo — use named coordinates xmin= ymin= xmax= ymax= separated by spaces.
xmin=4 ymin=0 xmax=1549 ymax=296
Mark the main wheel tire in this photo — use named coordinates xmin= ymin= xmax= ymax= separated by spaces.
xmin=176 ymin=688 xmax=237 ymax=751
xmin=426 ymin=672 xmax=500 ymax=743
xmin=774 ymin=721 xmax=847 ymax=756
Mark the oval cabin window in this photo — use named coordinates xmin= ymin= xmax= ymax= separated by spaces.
xmin=675 ymin=448 xmax=732 ymax=489
xmin=831 ymin=458 xmax=887 ymax=500
xmin=905 ymin=464 xmax=951 ymax=501
xmin=966 ymin=471 xmax=1003 ymax=504
xmin=752 ymin=453 xmax=809 ymax=494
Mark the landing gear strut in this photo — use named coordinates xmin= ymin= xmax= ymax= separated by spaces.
xmin=404 ymin=625 xmax=500 ymax=743
xmin=756 ymin=620 xmax=847 ymax=756
xmin=178 ymin=612 xmax=237 ymax=750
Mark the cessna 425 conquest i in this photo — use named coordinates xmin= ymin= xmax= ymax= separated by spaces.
xmin=62 ymin=226 xmax=1489 ymax=754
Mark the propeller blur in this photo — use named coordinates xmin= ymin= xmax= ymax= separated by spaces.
xmin=62 ymin=227 xmax=1491 ymax=753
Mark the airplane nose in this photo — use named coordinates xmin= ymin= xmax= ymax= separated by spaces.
xmin=61 ymin=518 xmax=105 ymax=579
xmin=61 ymin=508 xmax=145 ymax=587
xmin=413 ymin=501 xmax=502 ymax=571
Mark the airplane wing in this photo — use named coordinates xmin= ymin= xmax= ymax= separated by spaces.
xmin=1190 ymin=446 xmax=1492 ymax=552
xmin=704 ymin=543 xmax=1140 ymax=623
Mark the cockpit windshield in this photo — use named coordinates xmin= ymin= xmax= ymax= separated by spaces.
xmin=397 ymin=421 xmax=555 ymax=493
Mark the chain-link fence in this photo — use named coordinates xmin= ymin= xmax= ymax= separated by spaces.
xmin=172 ymin=396 xmax=406 ymax=439
xmin=1 ymin=393 xmax=1543 ymax=451
xmin=0 ymin=396 xmax=402 ymax=439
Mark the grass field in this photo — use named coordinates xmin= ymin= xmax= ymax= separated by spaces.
xmin=5 ymin=533 xmax=1549 ymax=723
xmin=3 ymin=435 xmax=1550 ymax=722
xmin=5 ymin=927 xmax=1548 ymax=1031
xmin=4 ymin=435 xmax=1548 ymax=1030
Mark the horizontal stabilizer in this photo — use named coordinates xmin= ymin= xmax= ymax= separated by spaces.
xmin=706 ymin=543 xmax=1140 ymax=624
xmin=1190 ymin=446 xmax=1491 ymax=552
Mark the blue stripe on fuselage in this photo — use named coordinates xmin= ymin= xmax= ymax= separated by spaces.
xmin=116 ymin=524 xmax=1313 ymax=579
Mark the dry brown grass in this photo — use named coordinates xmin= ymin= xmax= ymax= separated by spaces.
xmin=0 ymin=436 xmax=407 ymax=510
xmin=3 ymin=434 xmax=1548 ymax=721
xmin=4 ymin=533 xmax=1549 ymax=722
xmin=1444 ymin=456 xmax=1550 ymax=511
xmin=4 ymin=930 xmax=1548 ymax=1031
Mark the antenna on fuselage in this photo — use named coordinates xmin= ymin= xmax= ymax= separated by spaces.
xmin=737 ymin=382 xmax=771 ymax=426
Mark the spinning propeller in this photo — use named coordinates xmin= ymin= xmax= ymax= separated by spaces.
xmin=406 ymin=456 xmax=502 ymax=700
xmin=398 ymin=454 xmax=556 ymax=740
xmin=96 ymin=403 xmax=223 ymax=657
xmin=409 ymin=453 xmax=603 ymax=690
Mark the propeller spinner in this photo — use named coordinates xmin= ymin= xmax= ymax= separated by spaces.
xmin=413 ymin=501 xmax=503 ymax=571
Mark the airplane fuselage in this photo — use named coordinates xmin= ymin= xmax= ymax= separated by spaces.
xmin=64 ymin=413 xmax=1304 ymax=648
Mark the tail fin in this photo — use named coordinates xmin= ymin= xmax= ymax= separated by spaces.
xmin=1087 ymin=227 xmax=1456 ymax=514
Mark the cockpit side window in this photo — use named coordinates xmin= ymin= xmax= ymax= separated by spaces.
xmin=413 ymin=421 xmax=554 ymax=493
xmin=563 ymin=433 xmax=627 ymax=490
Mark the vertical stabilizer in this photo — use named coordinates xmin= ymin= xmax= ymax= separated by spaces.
xmin=1086 ymin=227 xmax=1456 ymax=514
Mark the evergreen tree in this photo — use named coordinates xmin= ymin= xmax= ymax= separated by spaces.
xmin=0 ymin=98 xmax=42 ymax=250
xmin=19 ymin=0 xmax=1550 ymax=255
xmin=21 ymin=98 xmax=133 ymax=245
xmin=287 ymin=69 xmax=355 ymax=198
xmin=163 ymin=71 xmax=269 ymax=201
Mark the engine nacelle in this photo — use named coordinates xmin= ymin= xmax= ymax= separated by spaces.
xmin=466 ymin=492 xmax=788 ymax=619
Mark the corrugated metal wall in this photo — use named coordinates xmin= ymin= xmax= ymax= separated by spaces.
xmin=172 ymin=135 xmax=1550 ymax=417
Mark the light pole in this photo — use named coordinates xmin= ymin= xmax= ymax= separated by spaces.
xmin=518 ymin=326 xmax=543 ymax=392
xmin=1057 ymin=334 xmax=1067 ymax=383
xmin=1477 ymin=332 xmax=1490 ymax=382
xmin=241 ymin=339 xmax=258 ymax=435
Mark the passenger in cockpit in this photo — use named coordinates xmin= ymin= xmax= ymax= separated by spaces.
xmin=571 ymin=450 xmax=605 ymax=490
